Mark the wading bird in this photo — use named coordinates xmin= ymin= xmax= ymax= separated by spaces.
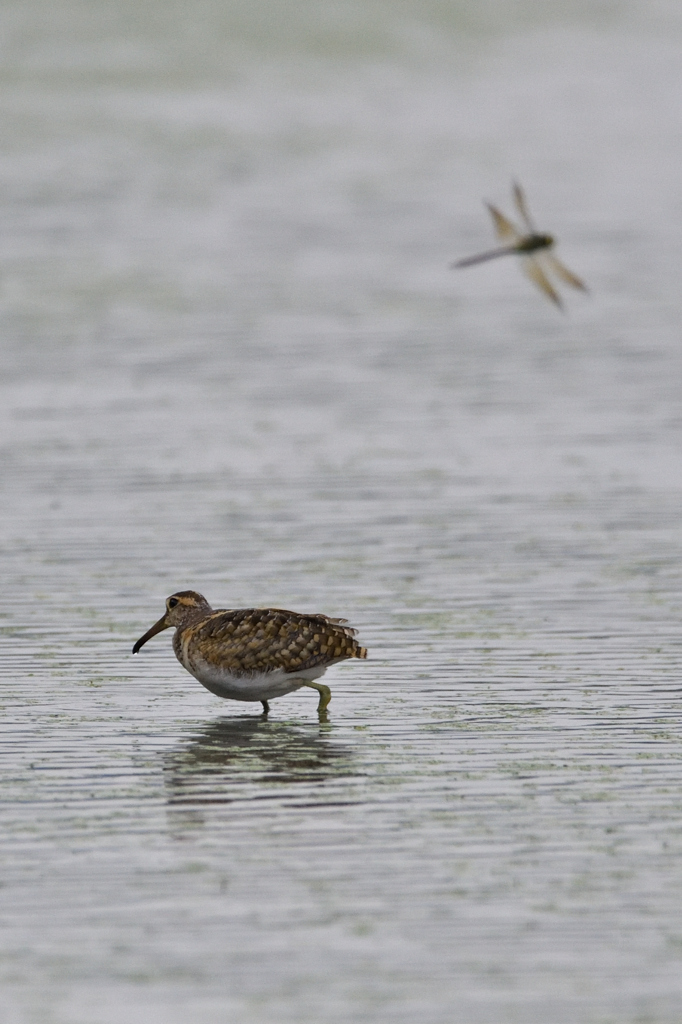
xmin=132 ymin=591 xmax=367 ymax=716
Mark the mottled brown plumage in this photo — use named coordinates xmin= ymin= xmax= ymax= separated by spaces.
xmin=132 ymin=590 xmax=367 ymax=715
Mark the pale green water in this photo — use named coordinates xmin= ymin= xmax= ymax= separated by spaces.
xmin=2 ymin=2 xmax=682 ymax=1022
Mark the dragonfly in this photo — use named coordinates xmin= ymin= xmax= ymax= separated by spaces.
xmin=452 ymin=182 xmax=588 ymax=309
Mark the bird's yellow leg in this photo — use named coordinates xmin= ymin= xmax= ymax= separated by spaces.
xmin=303 ymin=682 xmax=331 ymax=713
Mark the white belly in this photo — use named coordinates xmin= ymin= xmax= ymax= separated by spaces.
xmin=182 ymin=655 xmax=329 ymax=702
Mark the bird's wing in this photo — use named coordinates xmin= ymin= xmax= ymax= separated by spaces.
xmin=521 ymin=255 xmax=563 ymax=309
xmin=196 ymin=608 xmax=365 ymax=674
xmin=486 ymin=203 xmax=521 ymax=244
xmin=545 ymin=253 xmax=588 ymax=292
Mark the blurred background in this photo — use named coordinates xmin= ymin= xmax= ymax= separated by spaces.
xmin=2 ymin=2 xmax=682 ymax=1022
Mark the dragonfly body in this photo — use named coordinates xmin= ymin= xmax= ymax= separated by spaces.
xmin=453 ymin=184 xmax=587 ymax=308
xmin=456 ymin=232 xmax=553 ymax=267
xmin=516 ymin=232 xmax=554 ymax=254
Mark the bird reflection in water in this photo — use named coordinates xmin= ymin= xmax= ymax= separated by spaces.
xmin=162 ymin=716 xmax=356 ymax=832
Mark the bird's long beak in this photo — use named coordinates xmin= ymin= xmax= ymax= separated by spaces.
xmin=132 ymin=613 xmax=170 ymax=654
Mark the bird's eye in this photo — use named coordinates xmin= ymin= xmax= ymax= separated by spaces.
xmin=168 ymin=597 xmax=179 ymax=608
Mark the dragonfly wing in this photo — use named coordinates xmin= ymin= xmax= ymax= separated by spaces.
xmin=512 ymin=182 xmax=537 ymax=233
xmin=486 ymin=203 xmax=521 ymax=244
xmin=521 ymin=255 xmax=563 ymax=309
xmin=545 ymin=253 xmax=588 ymax=292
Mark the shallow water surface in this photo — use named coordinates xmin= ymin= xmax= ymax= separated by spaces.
xmin=2 ymin=2 xmax=682 ymax=1022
